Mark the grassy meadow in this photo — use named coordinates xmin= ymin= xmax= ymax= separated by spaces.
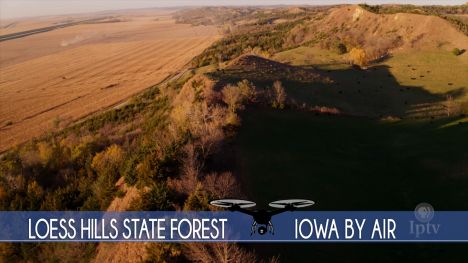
xmin=235 ymin=109 xmax=468 ymax=210
xmin=235 ymin=109 xmax=468 ymax=262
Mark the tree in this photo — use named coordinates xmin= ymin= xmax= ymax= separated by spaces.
xmin=445 ymin=95 xmax=460 ymax=117
xmin=183 ymin=184 xmax=211 ymax=211
xmin=146 ymin=243 xmax=184 ymax=263
xmin=91 ymin=144 xmax=124 ymax=177
xmin=91 ymin=144 xmax=125 ymax=207
xmin=131 ymin=182 xmax=173 ymax=211
xmin=222 ymin=85 xmax=244 ymax=126
xmin=237 ymin=79 xmax=256 ymax=102
xmin=349 ymin=47 xmax=368 ymax=68
xmin=37 ymin=142 xmax=53 ymax=167
xmin=203 ymin=172 xmax=240 ymax=199
xmin=272 ymin=80 xmax=287 ymax=109
xmin=184 ymin=243 xmax=257 ymax=263
xmin=221 ymin=85 xmax=243 ymax=113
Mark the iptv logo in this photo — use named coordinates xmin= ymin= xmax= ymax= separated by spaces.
xmin=409 ymin=203 xmax=440 ymax=238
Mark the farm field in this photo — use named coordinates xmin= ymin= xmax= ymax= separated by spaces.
xmin=0 ymin=11 xmax=219 ymax=152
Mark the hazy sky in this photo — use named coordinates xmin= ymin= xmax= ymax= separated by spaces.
xmin=1 ymin=0 xmax=466 ymax=20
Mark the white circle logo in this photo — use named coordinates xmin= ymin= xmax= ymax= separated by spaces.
xmin=414 ymin=203 xmax=434 ymax=223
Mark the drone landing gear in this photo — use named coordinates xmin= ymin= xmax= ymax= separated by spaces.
xmin=268 ymin=221 xmax=274 ymax=235
xmin=250 ymin=221 xmax=257 ymax=236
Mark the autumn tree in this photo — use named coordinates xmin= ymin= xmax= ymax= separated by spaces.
xmin=349 ymin=47 xmax=368 ymax=68
xmin=222 ymin=84 xmax=244 ymax=126
xmin=445 ymin=95 xmax=460 ymax=117
xmin=237 ymin=79 xmax=256 ymax=103
xmin=272 ymin=80 xmax=287 ymax=109
xmin=130 ymin=182 xmax=172 ymax=211
xmin=185 ymin=243 xmax=257 ymax=263
xmin=183 ymin=184 xmax=211 ymax=211
xmin=91 ymin=144 xmax=125 ymax=207
xmin=146 ymin=243 xmax=184 ymax=263
xmin=203 ymin=172 xmax=240 ymax=199
xmin=222 ymin=84 xmax=243 ymax=113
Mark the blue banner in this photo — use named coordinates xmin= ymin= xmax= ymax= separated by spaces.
xmin=1 ymin=211 xmax=467 ymax=242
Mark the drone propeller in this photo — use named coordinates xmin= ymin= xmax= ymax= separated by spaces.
xmin=269 ymin=199 xmax=315 ymax=209
xmin=210 ymin=199 xmax=256 ymax=208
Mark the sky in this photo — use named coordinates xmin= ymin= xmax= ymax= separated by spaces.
xmin=1 ymin=0 xmax=466 ymax=20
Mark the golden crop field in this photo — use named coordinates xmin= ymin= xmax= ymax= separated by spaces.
xmin=0 ymin=11 xmax=219 ymax=152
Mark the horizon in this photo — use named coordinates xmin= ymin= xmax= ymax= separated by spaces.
xmin=0 ymin=0 xmax=466 ymax=20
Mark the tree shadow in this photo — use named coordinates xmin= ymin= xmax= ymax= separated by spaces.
xmin=209 ymin=60 xmax=466 ymax=119
xmin=229 ymin=109 xmax=468 ymax=262
xmin=208 ymin=58 xmax=468 ymax=261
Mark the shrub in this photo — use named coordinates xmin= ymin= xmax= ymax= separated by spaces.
xmin=146 ymin=243 xmax=184 ymax=263
xmin=225 ymin=112 xmax=241 ymax=126
xmin=452 ymin=48 xmax=464 ymax=56
xmin=131 ymin=182 xmax=173 ymax=211
xmin=334 ymin=43 xmax=347 ymax=54
xmin=349 ymin=47 xmax=368 ymax=67
xmin=183 ymin=184 xmax=211 ymax=211
xmin=237 ymin=79 xmax=256 ymax=102
xmin=222 ymin=84 xmax=244 ymax=113
xmin=91 ymin=145 xmax=124 ymax=176
xmin=272 ymin=80 xmax=287 ymax=109
xmin=122 ymin=159 xmax=138 ymax=186
xmin=91 ymin=145 xmax=125 ymax=208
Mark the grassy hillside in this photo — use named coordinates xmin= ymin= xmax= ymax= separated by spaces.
xmin=272 ymin=47 xmax=468 ymax=117
xmin=358 ymin=3 xmax=468 ymax=35
xmin=231 ymin=109 xmax=468 ymax=262
xmin=236 ymin=109 xmax=468 ymax=210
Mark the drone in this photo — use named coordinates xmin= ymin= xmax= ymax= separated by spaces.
xmin=210 ymin=199 xmax=315 ymax=235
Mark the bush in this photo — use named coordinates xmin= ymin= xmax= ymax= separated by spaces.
xmin=237 ymin=79 xmax=256 ymax=102
xmin=146 ymin=243 xmax=184 ymax=263
xmin=222 ymin=84 xmax=244 ymax=113
xmin=334 ymin=43 xmax=347 ymax=54
xmin=91 ymin=145 xmax=125 ymax=208
xmin=183 ymin=185 xmax=211 ymax=211
xmin=131 ymin=182 xmax=173 ymax=211
xmin=452 ymin=48 xmax=464 ymax=56
xmin=349 ymin=48 xmax=368 ymax=67
xmin=272 ymin=80 xmax=287 ymax=109
xmin=121 ymin=154 xmax=139 ymax=186
xmin=91 ymin=144 xmax=124 ymax=176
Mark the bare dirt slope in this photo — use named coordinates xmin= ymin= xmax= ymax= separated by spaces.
xmin=0 ymin=11 xmax=219 ymax=152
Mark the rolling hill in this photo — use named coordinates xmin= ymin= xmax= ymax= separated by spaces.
xmin=286 ymin=5 xmax=468 ymax=60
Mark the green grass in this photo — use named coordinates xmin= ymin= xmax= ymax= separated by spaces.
xmin=271 ymin=47 xmax=468 ymax=116
xmin=273 ymin=46 xmax=348 ymax=69
xmin=235 ymin=109 xmax=468 ymax=211
xmin=235 ymin=109 xmax=468 ymax=261
xmin=274 ymin=47 xmax=468 ymax=97
xmin=385 ymin=51 xmax=468 ymax=96
xmin=217 ymin=62 xmax=456 ymax=118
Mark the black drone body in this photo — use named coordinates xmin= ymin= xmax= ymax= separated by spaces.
xmin=210 ymin=199 xmax=315 ymax=235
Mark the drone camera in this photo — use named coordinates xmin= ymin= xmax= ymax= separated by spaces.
xmin=258 ymin=226 xmax=267 ymax=235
